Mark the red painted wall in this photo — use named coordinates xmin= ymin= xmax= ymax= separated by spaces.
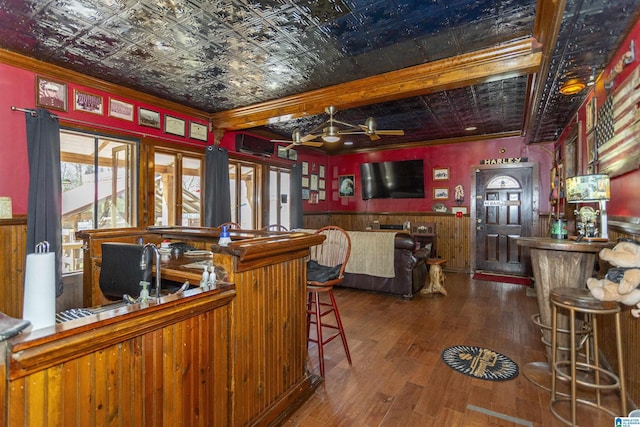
xmin=0 ymin=62 xmax=210 ymax=215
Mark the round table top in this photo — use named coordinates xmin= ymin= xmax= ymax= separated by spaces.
xmin=515 ymin=237 xmax=614 ymax=253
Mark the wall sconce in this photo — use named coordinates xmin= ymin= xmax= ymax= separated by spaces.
xmin=565 ymin=174 xmax=611 ymax=240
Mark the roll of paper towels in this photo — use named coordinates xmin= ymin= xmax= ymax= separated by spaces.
xmin=23 ymin=252 xmax=56 ymax=331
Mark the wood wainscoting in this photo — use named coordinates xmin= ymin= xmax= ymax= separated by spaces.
xmin=0 ymin=217 xmax=27 ymax=318
xmin=304 ymin=212 xmax=472 ymax=273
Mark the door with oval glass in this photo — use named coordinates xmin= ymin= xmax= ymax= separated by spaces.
xmin=475 ymin=166 xmax=533 ymax=276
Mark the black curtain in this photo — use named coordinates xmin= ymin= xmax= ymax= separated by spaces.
xmin=25 ymin=108 xmax=63 ymax=297
xmin=290 ymin=163 xmax=303 ymax=230
xmin=204 ymin=145 xmax=231 ymax=227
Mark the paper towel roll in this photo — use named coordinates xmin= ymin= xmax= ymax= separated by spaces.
xmin=23 ymin=252 xmax=56 ymax=331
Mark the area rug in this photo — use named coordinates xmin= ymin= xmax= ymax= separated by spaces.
xmin=441 ymin=345 xmax=519 ymax=381
xmin=472 ymin=272 xmax=531 ymax=286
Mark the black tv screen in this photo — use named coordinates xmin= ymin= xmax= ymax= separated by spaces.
xmin=360 ymin=159 xmax=425 ymax=200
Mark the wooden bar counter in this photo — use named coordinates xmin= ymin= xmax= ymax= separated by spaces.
xmin=75 ymin=226 xmax=325 ymax=426
xmin=1 ymin=284 xmax=236 ymax=426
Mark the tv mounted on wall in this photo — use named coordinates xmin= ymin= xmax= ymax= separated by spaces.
xmin=360 ymin=159 xmax=425 ymax=200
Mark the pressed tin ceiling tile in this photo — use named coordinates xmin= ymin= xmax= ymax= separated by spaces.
xmin=0 ymin=0 xmax=639 ymax=151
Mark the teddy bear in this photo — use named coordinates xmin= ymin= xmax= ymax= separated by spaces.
xmin=586 ymin=239 xmax=640 ymax=316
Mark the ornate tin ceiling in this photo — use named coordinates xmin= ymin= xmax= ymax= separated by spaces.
xmin=0 ymin=0 xmax=639 ymax=153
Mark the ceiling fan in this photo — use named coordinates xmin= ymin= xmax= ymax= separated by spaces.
xmin=271 ymin=106 xmax=405 ymax=149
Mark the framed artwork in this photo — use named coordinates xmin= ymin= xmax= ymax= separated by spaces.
xmin=288 ymin=149 xmax=298 ymax=160
xmin=564 ymin=124 xmax=578 ymax=178
xmin=319 ymin=179 xmax=325 ymax=190
xmin=338 ymin=175 xmax=355 ymax=197
xmin=319 ymin=165 xmax=326 ymax=178
xmin=302 ymin=161 xmax=309 ymax=175
xmin=301 ymin=176 xmax=309 ymax=188
xmin=74 ymin=90 xmax=103 ymax=115
xmin=310 ymin=192 xmax=319 ymax=204
xmin=189 ymin=121 xmax=208 ymax=141
xmin=302 ymin=189 xmax=310 ymax=200
xmin=165 ymin=115 xmax=186 ymax=136
xmin=319 ymin=190 xmax=326 ymax=200
xmin=138 ymin=107 xmax=161 ymax=129
xmin=585 ymin=96 xmax=597 ymax=134
xmin=310 ymin=174 xmax=319 ymax=191
xmin=36 ymin=76 xmax=67 ymax=112
xmin=586 ymin=131 xmax=596 ymax=164
xmin=434 ymin=188 xmax=449 ymax=200
xmin=108 ymin=98 xmax=134 ymax=121
xmin=277 ymin=146 xmax=288 ymax=159
xmin=433 ymin=167 xmax=449 ymax=181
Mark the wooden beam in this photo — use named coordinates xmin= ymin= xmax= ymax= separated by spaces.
xmin=521 ymin=0 xmax=567 ymax=140
xmin=211 ymin=37 xmax=542 ymax=131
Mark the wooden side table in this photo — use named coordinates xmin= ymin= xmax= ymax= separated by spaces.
xmin=421 ymin=258 xmax=447 ymax=296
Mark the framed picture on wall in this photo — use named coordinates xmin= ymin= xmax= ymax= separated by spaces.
xmin=74 ymin=90 xmax=103 ymax=115
xmin=310 ymin=174 xmax=319 ymax=191
xmin=302 ymin=189 xmax=310 ymax=200
xmin=189 ymin=121 xmax=208 ymax=141
xmin=319 ymin=165 xmax=325 ymax=178
xmin=138 ymin=107 xmax=161 ymax=129
xmin=338 ymin=175 xmax=355 ymax=197
xmin=36 ymin=76 xmax=67 ymax=112
xmin=302 ymin=161 xmax=309 ymax=175
xmin=433 ymin=167 xmax=449 ymax=181
xmin=319 ymin=190 xmax=326 ymax=200
xmin=109 ymin=98 xmax=134 ymax=121
xmin=164 ymin=115 xmax=186 ymax=136
xmin=301 ymin=176 xmax=309 ymax=188
xmin=586 ymin=96 xmax=597 ymax=134
xmin=434 ymin=188 xmax=449 ymax=200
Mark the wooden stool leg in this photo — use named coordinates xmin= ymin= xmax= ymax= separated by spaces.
xmin=329 ymin=289 xmax=352 ymax=366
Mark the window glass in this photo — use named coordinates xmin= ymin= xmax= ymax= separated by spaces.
xmin=60 ymin=129 xmax=138 ymax=273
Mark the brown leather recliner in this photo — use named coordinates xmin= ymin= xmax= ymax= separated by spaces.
xmin=340 ymin=233 xmax=429 ymax=298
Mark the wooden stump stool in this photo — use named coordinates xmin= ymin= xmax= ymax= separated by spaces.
xmin=421 ymin=258 xmax=447 ymax=296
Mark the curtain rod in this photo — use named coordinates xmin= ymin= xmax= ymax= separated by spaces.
xmin=10 ymin=106 xmax=208 ymax=148
xmin=10 ymin=106 xmax=37 ymax=116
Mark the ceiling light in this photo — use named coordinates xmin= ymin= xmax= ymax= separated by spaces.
xmin=465 ymin=126 xmax=477 ymax=131
xmin=322 ymin=125 xmax=341 ymax=143
xmin=559 ymin=78 xmax=586 ymax=95
xmin=344 ymin=141 xmax=353 ymax=146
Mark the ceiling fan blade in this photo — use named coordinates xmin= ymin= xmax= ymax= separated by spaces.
xmin=375 ymin=130 xmax=405 ymax=136
xmin=283 ymin=143 xmax=295 ymax=150
xmin=271 ymin=138 xmax=293 ymax=143
xmin=301 ymin=133 xmax=320 ymax=143
xmin=302 ymin=141 xmax=324 ymax=147
xmin=368 ymin=134 xmax=381 ymax=141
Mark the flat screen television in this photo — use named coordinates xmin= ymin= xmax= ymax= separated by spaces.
xmin=360 ymin=159 xmax=425 ymax=200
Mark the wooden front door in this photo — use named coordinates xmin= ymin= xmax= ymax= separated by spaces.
xmin=475 ymin=166 xmax=533 ymax=276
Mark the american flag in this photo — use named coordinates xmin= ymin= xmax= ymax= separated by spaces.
xmin=597 ymin=67 xmax=640 ymax=177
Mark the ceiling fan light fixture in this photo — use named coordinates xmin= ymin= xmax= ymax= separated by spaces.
xmin=559 ymin=78 xmax=586 ymax=95
xmin=322 ymin=125 xmax=341 ymax=143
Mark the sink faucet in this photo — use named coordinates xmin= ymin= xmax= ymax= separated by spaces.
xmin=141 ymin=243 xmax=161 ymax=300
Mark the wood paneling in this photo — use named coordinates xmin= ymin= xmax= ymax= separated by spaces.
xmin=2 ymin=287 xmax=234 ymax=426
xmin=304 ymin=212 xmax=472 ymax=272
xmin=0 ymin=218 xmax=27 ymax=318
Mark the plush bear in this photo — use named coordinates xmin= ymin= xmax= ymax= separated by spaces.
xmin=586 ymin=239 xmax=640 ymax=316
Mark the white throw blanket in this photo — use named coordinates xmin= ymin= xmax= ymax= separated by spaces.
xmin=345 ymin=231 xmax=397 ymax=278
xmin=295 ymin=229 xmax=397 ymax=278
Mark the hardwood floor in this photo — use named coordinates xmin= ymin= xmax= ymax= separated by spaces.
xmin=284 ymin=273 xmax=625 ymax=426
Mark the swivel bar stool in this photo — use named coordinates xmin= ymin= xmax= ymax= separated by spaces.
xmin=550 ymin=287 xmax=627 ymax=426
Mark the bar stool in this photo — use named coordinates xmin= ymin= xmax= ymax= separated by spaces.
xmin=550 ymin=287 xmax=627 ymax=426
xmin=421 ymin=258 xmax=447 ymax=295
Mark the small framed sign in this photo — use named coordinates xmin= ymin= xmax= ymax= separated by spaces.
xmin=189 ymin=121 xmax=208 ymax=141
xmin=165 ymin=115 xmax=186 ymax=137
xmin=339 ymin=175 xmax=355 ymax=197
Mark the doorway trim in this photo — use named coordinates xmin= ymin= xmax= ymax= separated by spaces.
xmin=470 ymin=162 xmax=539 ymax=274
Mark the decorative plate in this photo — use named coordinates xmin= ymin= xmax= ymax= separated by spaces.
xmin=432 ymin=203 xmax=448 ymax=213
